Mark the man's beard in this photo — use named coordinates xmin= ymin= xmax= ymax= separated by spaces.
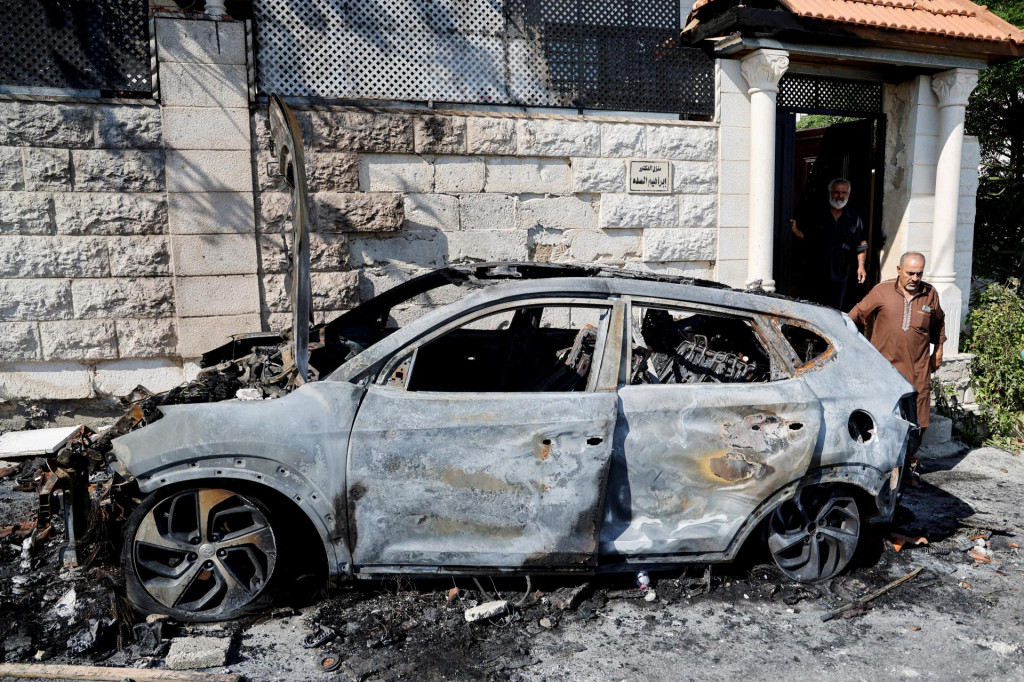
xmin=829 ymin=196 xmax=849 ymax=209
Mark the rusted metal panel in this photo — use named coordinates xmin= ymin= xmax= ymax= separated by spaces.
xmin=347 ymin=387 xmax=618 ymax=568
xmin=602 ymin=381 xmax=822 ymax=555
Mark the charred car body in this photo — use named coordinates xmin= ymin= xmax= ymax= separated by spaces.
xmin=86 ymin=98 xmax=920 ymax=621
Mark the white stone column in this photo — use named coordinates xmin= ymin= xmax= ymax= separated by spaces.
xmin=204 ymin=0 xmax=227 ymax=18
xmin=930 ymin=68 xmax=978 ymax=357
xmin=740 ymin=49 xmax=788 ymax=292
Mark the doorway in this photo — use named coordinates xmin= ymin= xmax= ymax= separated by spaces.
xmin=773 ymin=77 xmax=886 ymax=312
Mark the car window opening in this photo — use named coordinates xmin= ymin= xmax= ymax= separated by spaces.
xmin=406 ymin=305 xmax=607 ymax=393
xmin=629 ymin=307 xmax=770 ymax=385
xmin=781 ymin=324 xmax=831 ymax=365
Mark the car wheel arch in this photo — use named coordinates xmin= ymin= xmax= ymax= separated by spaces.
xmin=131 ymin=472 xmax=347 ymax=580
xmin=727 ymin=473 xmax=881 ymax=561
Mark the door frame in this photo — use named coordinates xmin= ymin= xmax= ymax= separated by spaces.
xmin=773 ymin=97 xmax=887 ymax=301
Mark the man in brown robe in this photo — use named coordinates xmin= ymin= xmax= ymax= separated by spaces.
xmin=848 ymin=252 xmax=946 ymax=430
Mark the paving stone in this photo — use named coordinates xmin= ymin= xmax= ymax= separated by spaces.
xmin=165 ymin=635 xmax=231 ymax=670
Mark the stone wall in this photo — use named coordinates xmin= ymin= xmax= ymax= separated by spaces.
xmin=0 ymin=100 xmax=181 ymax=398
xmin=252 ymin=107 xmax=720 ymax=327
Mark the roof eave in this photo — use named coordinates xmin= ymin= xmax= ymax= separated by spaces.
xmin=686 ymin=6 xmax=1024 ymax=64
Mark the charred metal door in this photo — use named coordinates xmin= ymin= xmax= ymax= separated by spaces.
xmin=601 ymin=379 xmax=822 ymax=556
xmin=347 ymin=388 xmax=618 ymax=570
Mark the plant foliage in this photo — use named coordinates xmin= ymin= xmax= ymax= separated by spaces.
xmin=965 ymin=0 xmax=1024 ymax=283
xmin=963 ymin=282 xmax=1024 ymax=453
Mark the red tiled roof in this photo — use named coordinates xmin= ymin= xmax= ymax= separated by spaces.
xmin=689 ymin=0 xmax=1024 ymax=44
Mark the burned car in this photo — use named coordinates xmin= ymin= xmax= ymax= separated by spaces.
xmin=98 ymin=98 xmax=919 ymax=621
xmin=108 ymin=265 xmax=918 ymax=620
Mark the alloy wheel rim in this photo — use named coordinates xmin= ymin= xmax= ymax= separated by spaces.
xmin=133 ymin=489 xmax=277 ymax=615
xmin=768 ymin=486 xmax=859 ymax=582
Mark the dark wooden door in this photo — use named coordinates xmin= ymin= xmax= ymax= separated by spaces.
xmin=776 ymin=117 xmax=882 ymax=309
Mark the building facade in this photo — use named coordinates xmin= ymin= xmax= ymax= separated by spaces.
xmin=0 ymin=0 xmax=1020 ymax=399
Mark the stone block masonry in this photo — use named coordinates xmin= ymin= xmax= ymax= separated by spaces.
xmin=1 ymin=15 xmax=724 ymax=399
xmin=0 ymin=99 xmax=181 ymax=399
xmin=253 ymin=105 xmax=721 ymax=328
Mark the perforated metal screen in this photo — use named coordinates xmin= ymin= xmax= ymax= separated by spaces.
xmin=0 ymin=0 xmax=151 ymax=95
xmin=778 ymin=74 xmax=882 ymax=115
xmin=252 ymin=0 xmax=713 ymax=116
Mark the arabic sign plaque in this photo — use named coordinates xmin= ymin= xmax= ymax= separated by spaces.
xmin=627 ymin=159 xmax=672 ymax=194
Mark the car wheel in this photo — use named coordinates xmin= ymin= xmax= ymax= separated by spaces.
xmin=123 ymin=487 xmax=279 ymax=621
xmin=767 ymin=485 xmax=860 ymax=583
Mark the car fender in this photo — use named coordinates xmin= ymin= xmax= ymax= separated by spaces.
xmin=110 ymin=381 xmax=366 ymax=578
xmin=126 ymin=462 xmax=351 ymax=579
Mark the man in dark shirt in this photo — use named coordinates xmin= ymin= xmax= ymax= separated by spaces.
xmin=848 ymin=251 xmax=946 ymax=430
xmin=792 ymin=178 xmax=868 ymax=309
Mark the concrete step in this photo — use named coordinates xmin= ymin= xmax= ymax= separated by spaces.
xmin=922 ymin=412 xmax=953 ymax=447
xmin=918 ymin=440 xmax=967 ymax=459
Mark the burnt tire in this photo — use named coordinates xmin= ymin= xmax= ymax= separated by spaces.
xmin=767 ymin=485 xmax=860 ymax=583
xmin=122 ymin=487 xmax=279 ymax=622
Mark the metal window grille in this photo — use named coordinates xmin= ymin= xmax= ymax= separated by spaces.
xmin=0 ymin=0 xmax=151 ymax=96
xmin=252 ymin=0 xmax=713 ymax=116
xmin=778 ymin=74 xmax=882 ymax=116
